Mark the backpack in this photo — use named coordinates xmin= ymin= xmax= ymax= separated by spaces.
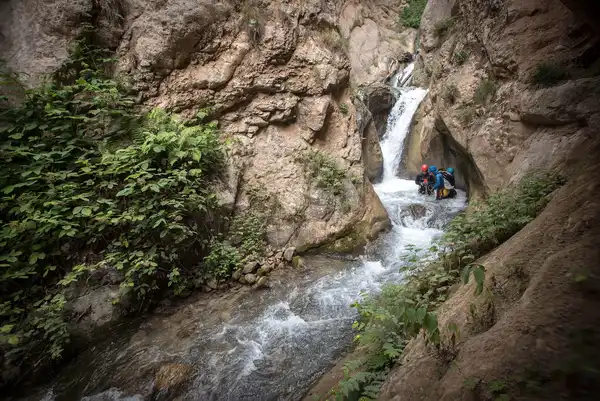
xmin=440 ymin=171 xmax=455 ymax=189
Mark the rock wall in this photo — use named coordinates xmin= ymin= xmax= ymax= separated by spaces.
xmin=0 ymin=0 xmax=418 ymax=252
xmin=403 ymin=0 xmax=600 ymax=198
xmin=380 ymin=0 xmax=600 ymax=399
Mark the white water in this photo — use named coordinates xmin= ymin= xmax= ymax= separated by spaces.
xmin=28 ymin=63 xmax=467 ymax=401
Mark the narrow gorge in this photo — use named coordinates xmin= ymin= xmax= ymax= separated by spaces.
xmin=1 ymin=0 xmax=599 ymax=400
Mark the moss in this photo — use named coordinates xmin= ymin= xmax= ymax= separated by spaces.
xmin=319 ymin=226 xmax=367 ymax=255
xmin=292 ymin=255 xmax=304 ymax=269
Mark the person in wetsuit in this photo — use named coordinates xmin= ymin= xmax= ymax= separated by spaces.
xmin=415 ymin=164 xmax=434 ymax=195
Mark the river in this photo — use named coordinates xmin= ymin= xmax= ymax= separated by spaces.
xmin=22 ymin=64 xmax=466 ymax=401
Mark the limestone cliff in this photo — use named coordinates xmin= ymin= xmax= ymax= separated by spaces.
xmin=403 ymin=0 xmax=600 ymax=198
xmin=0 ymin=0 xmax=418 ymax=253
xmin=380 ymin=0 xmax=600 ymax=399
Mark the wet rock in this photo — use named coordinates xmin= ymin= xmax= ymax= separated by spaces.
xmin=206 ymin=279 xmax=218 ymax=290
xmin=256 ymin=266 xmax=271 ymax=277
xmin=232 ymin=270 xmax=242 ymax=281
xmin=66 ymin=285 xmax=128 ymax=341
xmin=403 ymin=204 xmax=428 ymax=220
xmin=154 ymin=363 xmax=193 ymax=392
xmin=244 ymin=274 xmax=258 ymax=285
xmin=243 ymin=261 xmax=259 ymax=274
xmin=257 ymin=276 xmax=270 ymax=289
xmin=283 ymin=247 xmax=296 ymax=262
xmin=238 ymin=275 xmax=248 ymax=285
xmin=292 ymin=256 xmax=305 ymax=269
xmin=88 ymin=264 xmax=124 ymax=286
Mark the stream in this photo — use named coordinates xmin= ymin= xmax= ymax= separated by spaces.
xmin=23 ymin=64 xmax=466 ymax=401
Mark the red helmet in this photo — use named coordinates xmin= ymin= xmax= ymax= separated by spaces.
xmin=421 ymin=164 xmax=428 ymax=172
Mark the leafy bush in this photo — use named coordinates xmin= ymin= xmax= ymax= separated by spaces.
xmin=0 ymin=64 xmax=224 ymax=369
xmin=335 ymin=170 xmax=565 ymax=400
xmin=531 ymin=62 xmax=569 ymax=87
xmin=339 ymin=103 xmax=349 ymax=115
xmin=434 ymin=17 xmax=457 ymax=38
xmin=319 ymin=28 xmax=347 ymax=53
xmin=296 ymin=149 xmax=348 ymax=196
xmin=474 ymin=78 xmax=497 ymax=105
xmin=401 ymin=0 xmax=428 ymax=28
xmin=453 ymin=49 xmax=470 ymax=65
xmin=442 ymin=83 xmax=460 ymax=104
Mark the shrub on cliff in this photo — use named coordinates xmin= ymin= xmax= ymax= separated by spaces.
xmin=0 ymin=61 xmax=226 ymax=375
xmin=334 ymin=170 xmax=565 ymax=400
xmin=401 ymin=0 xmax=428 ymax=29
xmin=531 ymin=62 xmax=570 ymax=87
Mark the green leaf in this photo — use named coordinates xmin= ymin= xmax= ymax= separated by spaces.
xmin=461 ymin=266 xmax=472 ymax=285
xmin=0 ymin=324 xmax=15 ymax=334
xmin=423 ymin=313 xmax=438 ymax=333
xmin=7 ymin=335 xmax=20 ymax=345
xmin=3 ymin=185 xmax=15 ymax=194
xmin=81 ymin=207 xmax=92 ymax=217
xmin=472 ymin=266 xmax=485 ymax=295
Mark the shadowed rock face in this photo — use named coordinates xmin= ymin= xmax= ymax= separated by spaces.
xmin=403 ymin=0 xmax=600 ymax=199
xmin=380 ymin=0 xmax=600 ymax=399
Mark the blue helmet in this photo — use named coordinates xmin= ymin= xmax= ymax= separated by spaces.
xmin=428 ymin=165 xmax=438 ymax=173
xmin=447 ymin=167 xmax=454 ymax=175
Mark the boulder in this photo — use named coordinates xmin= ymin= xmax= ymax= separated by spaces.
xmin=242 ymin=261 xmax=260 ymax=274
xmin=256 ymin=266 xmax=271 ymax=277
xmin=283 ymin=247 xmax=296 ymax=262
xmin=206 ymin=279 xmax=218 ymax=290
xmin=154 ymin=363 xmax=193 ymax=392
xmin=244 ymin=274 xmax=258 ymax=285
xmin=232 ymin=270 xmax=242 ymax=281
xmin=291 ymin=256 xmax=305 ymax=269
xmin=256 ymin=276 xmax=270 ymax=289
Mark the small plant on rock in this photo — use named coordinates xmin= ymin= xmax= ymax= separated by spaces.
xmin=474 ymin=78 xmax=497 ymax=105
xmin=443 ymin=83 xmax=460 ymax=104
xmin=339 ymin=103 xmax=349 ymax=115
xmin=319 ymin=27 xmax=347 ymax=53
xmin=453 ymin=49 xmax=470 ymax=65
xmin=295 ymin=149 xmax=348 ymax=196
xmin=531 ymin=62 xmax=569 ymax=87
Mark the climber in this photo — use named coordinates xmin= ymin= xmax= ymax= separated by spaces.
xmin=415 ymin=164 xmax=434 ymax=195
xmin=434 ymin=167 xmax=457 ymax=200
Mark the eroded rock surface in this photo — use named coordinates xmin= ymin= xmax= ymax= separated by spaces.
xmin=403 ymin=0 xmax=600 ymax=197
xmin=381 ymin=0 xmax=600 ymax=399
xmin=0 ymin=0 xmax=423 ymax=252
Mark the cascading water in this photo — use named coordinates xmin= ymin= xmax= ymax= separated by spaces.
xmin=25 ymin=64 xmax=466 ymax=401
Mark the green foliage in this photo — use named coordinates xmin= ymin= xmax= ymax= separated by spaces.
xmin=531 ymin=62 xmax=569 ymax=87
xmin=442 ymin=83 xmax=460 ymax=104
xmin=400 ymin=0 xmax=428 ymax=28
xmin=453 ymin=49 xmax=470 ymax=66
xmin=296 ymin=149 xmax=348 ymax=196
xmin=319 ymin=28 xmax=348 ymax=53
xmin=335 ymin=170 xmax=565 ymax=400
xmin=433 ymin=17 xmax=457 ymax=38
xmin=202 ymin=240 xmax=241 ymax=281
xmin=339 ymin=103 xmax=349 ymax=115
xmin=474 ymin=78 xmax=497 ymax=105
xmin=0 ymin=63 xmax=225 ymax=368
